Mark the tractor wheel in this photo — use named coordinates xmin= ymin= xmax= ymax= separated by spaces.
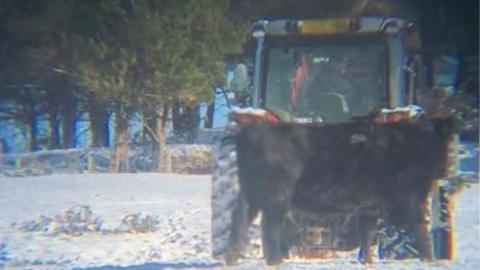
xmin=376 ymin=183 xmax=454 ymax=260
xmin=378 ymin=135 xmax=458 ymax=260
xmin=431 ymin=135 xmax=458 ymax=260
xmin=431 ymin=183 xmax=453 ymax=259
xmin=211 ymin=133 xmax=240 ymax=259
xmin=211 ymin=132 xmax=262 ymax=261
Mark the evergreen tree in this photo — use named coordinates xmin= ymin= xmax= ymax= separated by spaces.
xmin=72 ymin=0 xmax=247 ymax=171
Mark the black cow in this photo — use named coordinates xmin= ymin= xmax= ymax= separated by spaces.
xmin=225 ymin=117 xmax=455 ymax=265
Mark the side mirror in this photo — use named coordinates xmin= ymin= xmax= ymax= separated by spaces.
xmin=228 ymin=63 xmax=252 ymax=106
xmin=230 ymin=63 xmax=250 ymax=94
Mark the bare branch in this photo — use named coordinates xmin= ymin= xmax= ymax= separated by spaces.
xmin=132 ymin=113 xmax=159 ymax=143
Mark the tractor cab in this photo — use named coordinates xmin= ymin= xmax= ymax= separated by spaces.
xmin=232 ymin=17 xmax=420 ymax=123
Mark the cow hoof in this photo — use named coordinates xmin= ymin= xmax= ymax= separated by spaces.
xmin=225 ymin=252 xmax=239 ymax=266
xmin=359 ymin=257 xmax=373 ymax=265
xmin=225 ymin=258 xmax=238 ymax=266
xmin=266 ymin=257 xmax=283 ymax=265
xmin=420 ymin=255 xmax=433 ymax=262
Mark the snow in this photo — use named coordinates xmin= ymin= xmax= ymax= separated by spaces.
xmin=0 ymin=173 xmax=478 ymax=269
xmin=0 ymin=174 xmax=215 ymax=269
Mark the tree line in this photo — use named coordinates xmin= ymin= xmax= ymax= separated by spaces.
xmin=0 ymin=0 xmax=477 ymax=171
xmin=0 ymin=0 xmax=254 ymax=171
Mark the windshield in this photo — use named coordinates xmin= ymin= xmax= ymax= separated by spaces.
xmin=264 ymin=38 xmax=386 ymax=122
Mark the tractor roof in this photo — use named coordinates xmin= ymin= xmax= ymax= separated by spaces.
xmin=252 ymin=17 xmax=413 ymax=37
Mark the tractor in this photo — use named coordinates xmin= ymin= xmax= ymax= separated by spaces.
xmin=211 ymin=16 xmax=456 ymax=263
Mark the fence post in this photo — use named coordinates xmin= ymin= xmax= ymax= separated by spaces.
xmin=15 ymin=158 xmax=23 ymax=170
xmin=165 ymin=151 xmax=172 ymax=173
xmin=87 ymin=156 xmax=95 ymax=172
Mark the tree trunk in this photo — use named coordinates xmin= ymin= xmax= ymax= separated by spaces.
xmin=21 ymin=111 xmax=39 ymax=152
xmin=89 ymin=101 xmax=108 ymax=148
xmin=105 ymin=110 xmax=112 ymax=148
xmin=111 ymin=105 xmax=130 ymax=173
xmin=30 ymin=116 xmax=38 ymax=151
xmin=144 ymin=110 xmax=156 ymax=143
xmin=172 ymin=103 xmax=199 ymax=143
xmin=61 ymin=110 xmax=76 ymax=149
xmin=206 ymin=101 xmax=214 ymax=128
xmin=44 ymin=77 xmax=77 ymax=149
xmin=25 ymin=115 xmax=38 ymax=152
xmin=25 ymin=94 xmax=39 ymax=152
xmin=172 ymin=102 xmax=181 ymax=132
xmin=48 ymin=112 xmax=61 ymax=149
xmin=150 ymin=104 xmax=168 ymax=172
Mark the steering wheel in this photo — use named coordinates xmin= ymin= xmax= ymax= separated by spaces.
xmin=309 ymin=92 xmax=350 ymax=122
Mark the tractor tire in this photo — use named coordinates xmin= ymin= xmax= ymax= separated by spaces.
xmin=211 ymin=132 xmax=262 ymax=261
xmin=211 ymin=132 xmax=240 ymax=259
xmin=378 ymin=135 xmax=458 ymax=260
xmin=431 ymin=184 xmax=453 ymax=259
xmin=431 ymin=135 xmax=458 ymax=260
xmin=377 ymin=185 xmax=454 ymax=260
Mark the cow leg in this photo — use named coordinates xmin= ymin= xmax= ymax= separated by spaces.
xmin=279 ymin=214 xmax=296 ymax=260
xmin=412 ymin=223 xmax=433 ymax=261
xmin=225 ymin=190 xmax=252 ymax=265
xmin=261 ymin=214 xmax=272 ymax=262
xmin=262 ymin=206 xmax=287 ymax=265
xmin=358 ymin=215 xmax=377 ymax=264
xmin=410 ymin=200 xmax=433 ymax=261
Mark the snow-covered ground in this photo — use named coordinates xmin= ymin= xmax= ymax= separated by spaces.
xmin=0 ymin=173 xmax=478 ymax=269
xmin=0 ymin=174 xmax=215 ymax=269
